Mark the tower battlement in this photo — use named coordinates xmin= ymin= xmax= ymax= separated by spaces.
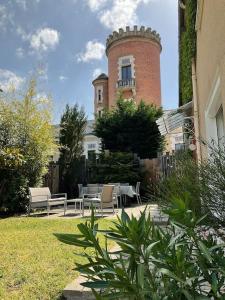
xmin=106 ymin=25 xmax=161 ymax=55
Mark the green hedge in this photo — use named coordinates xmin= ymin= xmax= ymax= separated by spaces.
xmin=179 ymin=0 xmax=197 ymax=105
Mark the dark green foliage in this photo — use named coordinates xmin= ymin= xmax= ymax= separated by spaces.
xmin=59 ymin=104 xmax=87 ymax=198
xmin=0 ymin=167 xmax=29 ymax=214
xmin=200 ymin=144 xmax=225 ymax=226
xmin=157 ymin=151 xmax=201 ymax=217
xmin=56 ymin=199 xmax=225 ymax=299
xmin=179 ymin=0 xmax=197 ymax=105
xmin=88 ymin=151 xmax=140 ymax=185
xmin=155 ymin=144 xmax=225 ymax=227
xmin=95 ymin=99 xmax=163 ymax=159
xmin=59 ymin=104 xmax=87 ymax=163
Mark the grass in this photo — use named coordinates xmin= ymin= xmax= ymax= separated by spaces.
xmin=0 ymin=216 xmax=113 ymax=300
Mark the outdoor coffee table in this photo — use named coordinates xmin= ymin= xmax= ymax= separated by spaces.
xmin=82 ymin=197 xmax=101 ymax=217
xmin=66 ymin=198 xmax=83 ymax=215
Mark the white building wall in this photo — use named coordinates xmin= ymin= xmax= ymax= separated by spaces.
xmin=83 ymin=135 xmax=101 ymax=159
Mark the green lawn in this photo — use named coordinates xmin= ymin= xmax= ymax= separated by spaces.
xmin=0 ymin=216 xmax=113 ymax=300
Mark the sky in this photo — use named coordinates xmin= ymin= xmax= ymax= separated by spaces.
xmin=0 ymin=0 xmax=178 ymax=123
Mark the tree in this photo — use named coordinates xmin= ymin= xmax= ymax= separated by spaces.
xmin=95 ymin=98 xmax=163 ymax=159
xmin=59 ymin=104 xmax=87 ymax=197
xmin=88 ymin=151 xmax=141 ymax=185
xmin=0 ymin=79 xmax=56 ymax=213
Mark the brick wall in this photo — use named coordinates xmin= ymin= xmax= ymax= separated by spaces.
xmin=107 ymin=38 xmax=161 ymax=108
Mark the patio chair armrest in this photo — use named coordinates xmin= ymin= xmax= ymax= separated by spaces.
xmin=51 ymin=193 xmax=67 ymax=199
xmin=30 ymin=194 xmax=49 ymax=198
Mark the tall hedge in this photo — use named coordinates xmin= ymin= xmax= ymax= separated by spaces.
xmin=179 ymin=0 xmax=197 ymax=105
xmin=0 ymin=79 xmax=56 ymax=213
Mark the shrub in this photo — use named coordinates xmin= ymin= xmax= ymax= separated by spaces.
xmin=200 ymin=144 xmax=225 ymax=226
xmin=56 ymin=198 xmax=225 ymax=299
xmin=88 ymin=151 xmax=141 ymax=185
xmin=156 ymin=151 xmax=201 ymax=217
xmin=0 ymin=79 xmax=56 ymax=213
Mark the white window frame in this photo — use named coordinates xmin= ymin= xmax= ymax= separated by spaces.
xmin=97 ymin=109 xmax=103 ymax=118
xmin=88 ymin=143 xmax=96 ymax=150
xmin=95 ymin=85 xmax=103 ymax=103
xmin=118 ymin=55 xmax=135 ymax=81
xmin=205 ymin=76 xmax=224 ymax=148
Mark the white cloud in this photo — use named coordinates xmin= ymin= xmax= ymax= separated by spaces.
xmin=100 ymin=0 xmax=151 ymax=29
xmin=15 ymin=0 xmax=41 ymax=10
xmin=92 ymin=68 xmax=102 ymax=78
xmin=30 ymin=27 xmax=60 ymax=53
xmin=59 ymin=75 xmax=68 ymax=82
xmin=0 ymin=5 xmax=13 ymax=32
xmin=15 ymin=0 xmax=27 ymax=10
xmin=16 ymin=47 xmax=25 ymax=58
xmin=86 ymin=0 xmax=151 ymax=30
xmin=16 ymin=26 xmax=30 ymax=41
xmin=77 ymin=40 xmax=105 ymax=62
xmin=0 ymin=69 xmax=24 ymax=91
xmin=87 ymin=0 xmax=107 ymax=11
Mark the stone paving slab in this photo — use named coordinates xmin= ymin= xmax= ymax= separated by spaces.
xmin=37 ymin=203 xmax=168 ymax=223
xmin=63 ymin=275 xmax=95 ymax=300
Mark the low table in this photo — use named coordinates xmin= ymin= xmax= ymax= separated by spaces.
xmin=66 ymin=198 xmax=83 ymax=215
xmin=82 ymin=197 xmax=101 ymax=217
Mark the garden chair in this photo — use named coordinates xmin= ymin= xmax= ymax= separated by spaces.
xmin=133 ymin=182 xmax=142 ymax=204
xmin=98 ymin=184 xmax=115 ymax=215
xmin=82 ymin=185 xmax=115 ymax=216
xmin=82 ymin=185 xmax=100 ymax=211
xmin=85 ymin=185 xmax=99 ymax=197
xmin=108 ymin=183 xmax=121 ymax=208
xmin=29 ymin=187 xmax=67 ymax=216
xmin=78 ymin=184 xmax=83 ymax=197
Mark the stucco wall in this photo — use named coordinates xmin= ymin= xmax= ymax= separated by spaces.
xmin=83 ymin=135 xmax=101 ymax=158
xmin=196 ymin=0 xmax=225 ymax=157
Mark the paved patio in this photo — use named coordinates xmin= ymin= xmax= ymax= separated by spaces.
xmin=36 ymin=203 xmax=168 ymax=224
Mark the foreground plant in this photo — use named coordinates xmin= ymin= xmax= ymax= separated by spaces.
xmin=56 ymin=199 xmax=225 ymax=299
xmin=200 ymin=143 xmax=225 ymax=225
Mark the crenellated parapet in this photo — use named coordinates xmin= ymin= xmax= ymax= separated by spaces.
xmin=106 ymin=25 xmax=162 ymax=55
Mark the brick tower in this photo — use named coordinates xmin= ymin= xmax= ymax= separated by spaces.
xmin=92 ymin=25 xmax=162 ymax=115
xmin=92 ymin=73 xmax=109 ymax=117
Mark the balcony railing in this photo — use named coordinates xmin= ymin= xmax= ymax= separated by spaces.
xmin=117 ymin=78 xmax=135 ymax=88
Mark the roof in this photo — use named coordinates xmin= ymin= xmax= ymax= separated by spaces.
xmin=92 ymin=73 xmax=108 ymax=83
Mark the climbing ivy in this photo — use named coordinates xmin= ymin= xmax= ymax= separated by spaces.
xmin=179 ymin=0 xmax=197 ymax=105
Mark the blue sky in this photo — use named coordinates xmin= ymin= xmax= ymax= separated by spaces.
xmin=0 ymin=0 xmax=178 ymax=123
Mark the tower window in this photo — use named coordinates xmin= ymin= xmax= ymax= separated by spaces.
xmin=97 ymin=89 xmax=102 ymax=103
xmin=122 ymin=65 xmax=132 ymax=80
